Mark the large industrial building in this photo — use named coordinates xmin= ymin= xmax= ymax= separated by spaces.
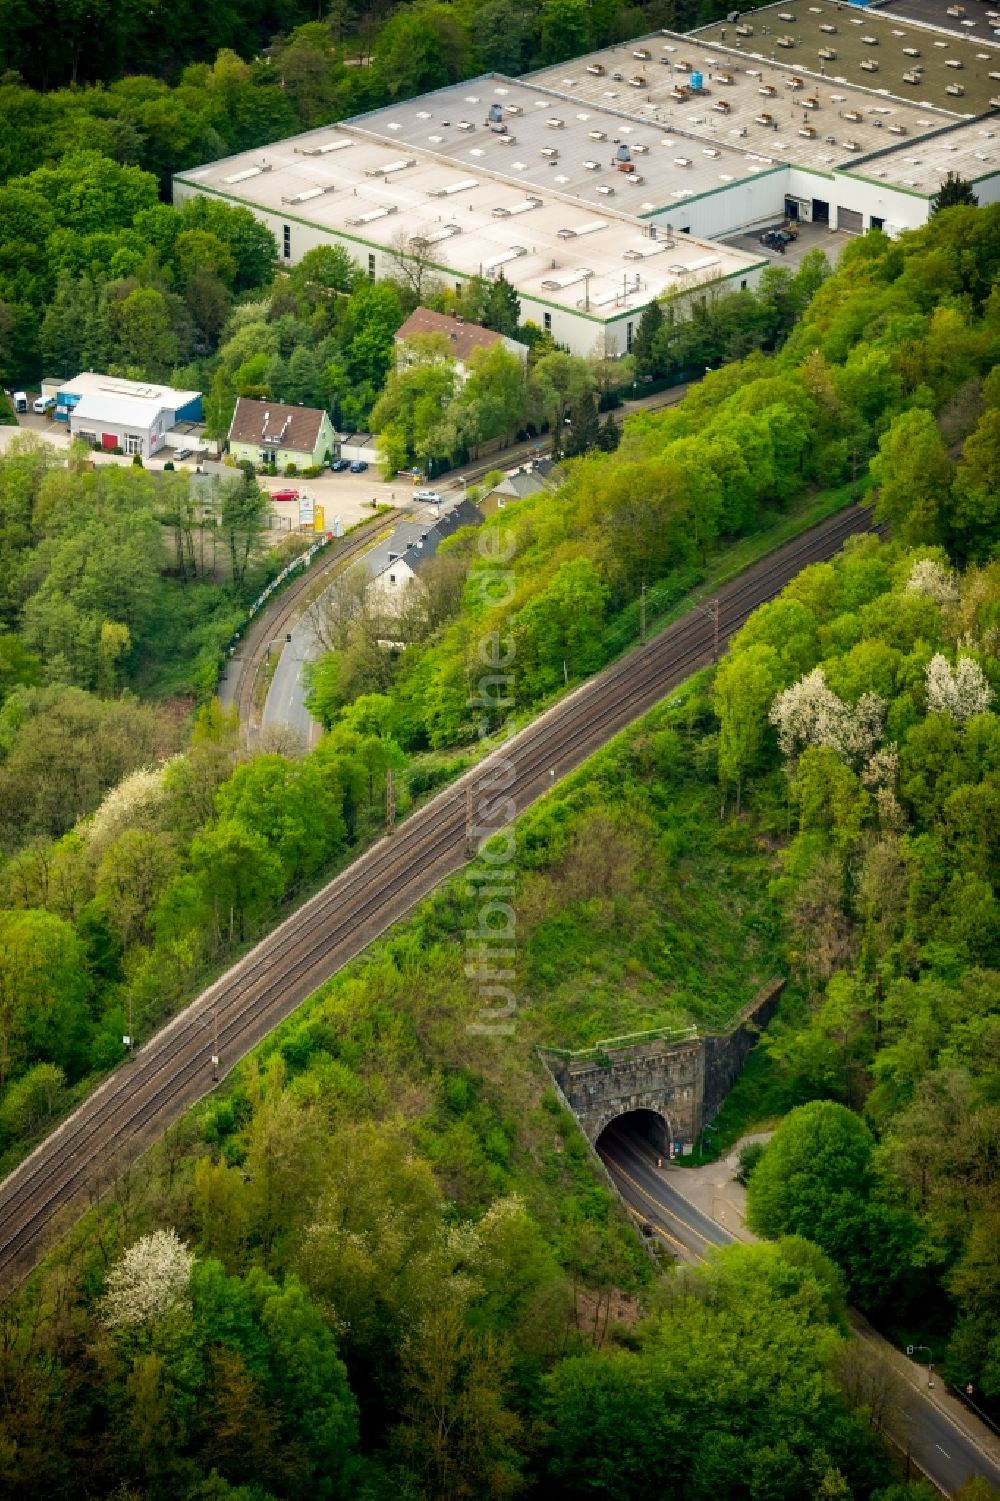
xmin=174 ymin=0 xmax=1000 ymax=352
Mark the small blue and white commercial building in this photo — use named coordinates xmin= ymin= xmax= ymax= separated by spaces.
xmin=54 ymin=373 xmax=203 ymax=458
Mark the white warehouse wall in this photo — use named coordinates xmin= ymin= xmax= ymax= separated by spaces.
xmin=647 ymin=167 xmax=787 ymax=239
xmin=173 ymin=181 xmax=757 ymax=359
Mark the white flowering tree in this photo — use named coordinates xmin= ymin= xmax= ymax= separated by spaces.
xmin=86 ymin=764 xmax=172 ymax=851
xmin=769 ymin=668 xmax=886 ymax=767
xmin=905 ymin=558 xmax=959 ymax=609
xmin=925 ymin=654 xmax=994 ymax=722
xmin=100 ymin=1228 xmax=195 ymax=1330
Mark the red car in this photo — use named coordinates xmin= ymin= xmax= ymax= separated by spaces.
xmin=270 ymin=488 xmax=300 ymax=502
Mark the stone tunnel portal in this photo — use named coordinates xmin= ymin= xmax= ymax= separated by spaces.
xmin=596 ymin=1107 xmax=672 ymax=1157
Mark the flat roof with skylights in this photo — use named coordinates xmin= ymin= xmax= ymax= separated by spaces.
xmin=693 ymin=0 xmax=1000 ymax=115
xmin=529 ymin=33 xmax=967 ymax=178
xmin=352 ymin=77 xmax=778 ymax=214
xmin=174 ymin=123 xmax=764 ymax=326
xmin=844 ymin=113 xmax=1000 ymax=195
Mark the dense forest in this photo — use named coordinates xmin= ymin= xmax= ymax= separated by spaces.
xmin=0 ymin=0 xmax=732 ymax=391
xmin=0 ymin=151 xmax=998 ymax=1498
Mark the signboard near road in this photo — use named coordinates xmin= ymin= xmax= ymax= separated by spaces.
xmin=298 ymin=493 xmax=314 ymax=528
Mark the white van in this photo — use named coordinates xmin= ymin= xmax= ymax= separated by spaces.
xmin=13 ymin=391 xmax=27 ymax=413
xmin=33 ymin=395 xmax=55 ymax=414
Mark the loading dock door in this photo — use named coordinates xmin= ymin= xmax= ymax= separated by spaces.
xmin=838 ymin=206 xmax=863 ymax=234
xmin=812 ymin=198 xmax=829 ymax=225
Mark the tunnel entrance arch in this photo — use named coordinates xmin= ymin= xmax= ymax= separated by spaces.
xmin=595 ymin=1106 xmax=673 ymax=1157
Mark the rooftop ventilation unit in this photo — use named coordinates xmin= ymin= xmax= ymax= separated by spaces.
xmin=224 ymin=162 xmax=271 ymax=184
xmin=860 ymin=59 xmax=879 ymax=72
xmin=428 ymin=178 xmax=479 ymax=196
xmin=670 ymin=254 xmax=720 ymax=276
xmin=623 ymin=242 xmax=668 ymax=260
xmin=346 ymin=205 xmax=398 ymax=225
xmin=456 ymin=120 xmax=474 ymax=131
xmin=490 ymin=196 xmax=542 ymax=219
xmin=633 ymin=47 xmax=651 ymax=60
xmin=902 ymin=47 xmax=921 ymax=58
xmin=365 ymin=159 xmax=416 ymax=177
xmin=556 ymin=218 xmax=608 ymax=239
xmin=586 ymin=63 xmax=606 ymax=76
xmin=483 ymin=247 xmax=526 ymax=276
xmin=541 ymin=267 xmax=593 ymax=291
xmin=540 ymin=147 xmax=559 ymax=160
xmin=409 ymin=224 xmax=461 ymax=247
xmin=281 ymin=186 xmax=335 ymax=204
xmin=547 ymin=117 xmax=565 ymax=128
xmin=583 ymin=159 xmax=600 ymax=170
xmin=296 ymin=139 xmax=352 ymax=156
xmin=777 ymin=35 xmax=795 ymax=48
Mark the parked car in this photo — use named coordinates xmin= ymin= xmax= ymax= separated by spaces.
xmin=33 ymin=395 xmax=55 ymax=414
xmin=414 ymin=488 xmax=442 ymax=503
xmin=349 ymin=459 xmax=368 ymax=473
xmin=330 ymin=458 xmax=349 ymax=472
xmin=174 ymin=447 xmax=193 ymax=462
xmin=271 ymin=487 xmax=300 ymax=502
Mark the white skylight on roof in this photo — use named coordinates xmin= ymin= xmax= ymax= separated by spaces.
xmin=387 ymin=123 xmax=401 ymax=131
xmin=417 ymin=111 xmax=430 ymax=120
xmin=465 ymin=95 xmax=480 ymax=102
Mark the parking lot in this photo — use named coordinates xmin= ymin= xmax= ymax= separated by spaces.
xmin=0 ymin=414 xmax=466 ymax=539
xmin=725 ymin=218 xmax=854 ymax=271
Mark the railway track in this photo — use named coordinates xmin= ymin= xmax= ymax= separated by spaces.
xmin=0 ymin=503 xmax=874 ymax=1292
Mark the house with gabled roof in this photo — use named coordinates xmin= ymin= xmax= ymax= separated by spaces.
xmin=395 ymin=308 xmax=528 ymax=378
xmin=228 ymin=397 xmax=336 ymax=470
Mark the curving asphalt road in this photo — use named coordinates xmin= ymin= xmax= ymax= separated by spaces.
xmin=262 ymin=496 xmax=464 ymax=744
xmin=600 ymin=1121 xmax=1000 ymax=1499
